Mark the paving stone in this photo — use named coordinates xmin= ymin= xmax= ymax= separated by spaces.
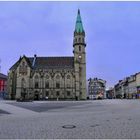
xmin=0 ymin=100 xmax=140 ymax=138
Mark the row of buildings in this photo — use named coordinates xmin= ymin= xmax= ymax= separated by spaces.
xmin=88 ymin=72 xmax=140 ymax=100
xmin=113 ymin=72 xmax=140 ymax=99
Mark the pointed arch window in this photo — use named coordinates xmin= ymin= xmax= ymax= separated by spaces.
xmin=67 ymin=75 xmax=71 ymax=79
xmin=35 ymin=75 xmax=39 ymax=88
xmin=46 ymin=91 xmax=49 ymax=96
xmin=79 ymin=46 xmax=81 ymax=51
xmin=56 ymin=91 xmax=60 ymax=96
xmin=67 ymin=83 xmax=70 ymax=88
xmin=19 ymin=61 xmax=27 ymax=75
xmin=56 ymin=82 xmax=60 ymax=89
xmin=56 ymin=75 xmax=60 ymax=79
xmin=46 ymin=75 xmax=49 ymax=79
xmin=35 ymin=82 xmax=39 ymax=88
xmin=45 ymin=82 xmax=49 ymax=88
xmin=67 ymin=91 xmax=70 ymax=96
xmin=21 ymin=78 xmax=26 ymax=88
xmin=82 ymin=38 xmax=84 ymax=43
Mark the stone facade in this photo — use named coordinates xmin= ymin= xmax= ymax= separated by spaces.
xmin=7 ymin=10 xmax=87 ymax=100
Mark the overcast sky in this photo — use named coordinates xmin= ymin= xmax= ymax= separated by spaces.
xmin=0 ymin=1 xmax=140 ymax=87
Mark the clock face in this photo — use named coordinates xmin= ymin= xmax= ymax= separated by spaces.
xmin=79 ymin=55 xmax=82 ymax=59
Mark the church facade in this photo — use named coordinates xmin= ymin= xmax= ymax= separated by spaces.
xmin=7 ymin=10 xmax=87 ymax=100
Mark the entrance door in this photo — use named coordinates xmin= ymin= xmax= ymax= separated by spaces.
xmin=34 ymin=90 xmax=39 ymax=100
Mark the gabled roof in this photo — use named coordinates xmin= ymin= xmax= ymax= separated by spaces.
xmin=9 ymin=61 xmax=19 ymax=70
xmin=9 ymin=55 xmax=33 ymax=70
xmin=32 ymin=57 xmax=74 ymax=69
xmin=0 ymin=73 xmax=7 ymax=80
xmin=9 ymin=56 xmax=74 ymax=71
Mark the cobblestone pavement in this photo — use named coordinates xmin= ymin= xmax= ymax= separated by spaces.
xmin=0 ymin=99 xmax=140 ymax=139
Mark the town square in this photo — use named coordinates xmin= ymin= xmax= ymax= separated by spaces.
xmin=0 ymin=1 xmax=140 ymax=139
xmin=0 ymin=99 xmax=140 ymax=139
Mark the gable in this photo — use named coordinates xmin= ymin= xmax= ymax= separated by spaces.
xmin=9 ymin=56 xmax=32 ymax=71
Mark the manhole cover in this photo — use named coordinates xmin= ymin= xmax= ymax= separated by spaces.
xmin=90 ymin=124 xmax=99 ymax=127
xmin=62 ymin=125 xmax=76 ymax=129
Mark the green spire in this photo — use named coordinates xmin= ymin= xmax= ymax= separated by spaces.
xmin=75 ymin=9 xmax=84 ymax=33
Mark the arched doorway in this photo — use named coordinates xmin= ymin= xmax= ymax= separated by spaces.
xmin=21 ymin=78 xmax=26 ymax=100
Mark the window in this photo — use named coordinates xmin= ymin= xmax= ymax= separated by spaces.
xmin=79 ymin=46 xmax=81 ymax=51
xmin=45 ymin=82 xmax=49 ymax=88
xmin=35 ymin=75 xmax=39 ymax=88
xmin=35 ymin=75 xmax=39 ymax=79
xmin=56 ymin=91 xmax=60 ymax=96
xmin=79 ymin=38 xmax=81 ymax=42
xmin=67 ymin=75 xmax=70 ymax=79
xmin=67 ymin=91 xmax=70 ymax=96
xmin=46 ymin=91 xmax=49 ymax=96
xmin=22 ymin=62 xmax=25 ymax=66
xmin=67 ymin=84 xmax=70 ymax=88
xmin=21 ymin=78 xmax=26 ymax=88
xmin=79 ymin=67 xmax=82 ymax=77
xmin=56 ymin=83 xmax=60 ymax=88
xmin=56 ymin=75 xmax=60 ymax=79
xmin=35 ymin=82 xmax=39 ymax=88
xmin=19 ymin=61 xmax=27 ymax=75
xmin=46 ymin=75 xmax=49 ymax=79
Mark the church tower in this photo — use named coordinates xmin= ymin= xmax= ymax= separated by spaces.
xmin=73 ymin=9 xmax=86 ymax=100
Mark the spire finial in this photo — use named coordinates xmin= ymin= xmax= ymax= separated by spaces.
xmin=78 ymin=9 xmax=80 ymax=14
